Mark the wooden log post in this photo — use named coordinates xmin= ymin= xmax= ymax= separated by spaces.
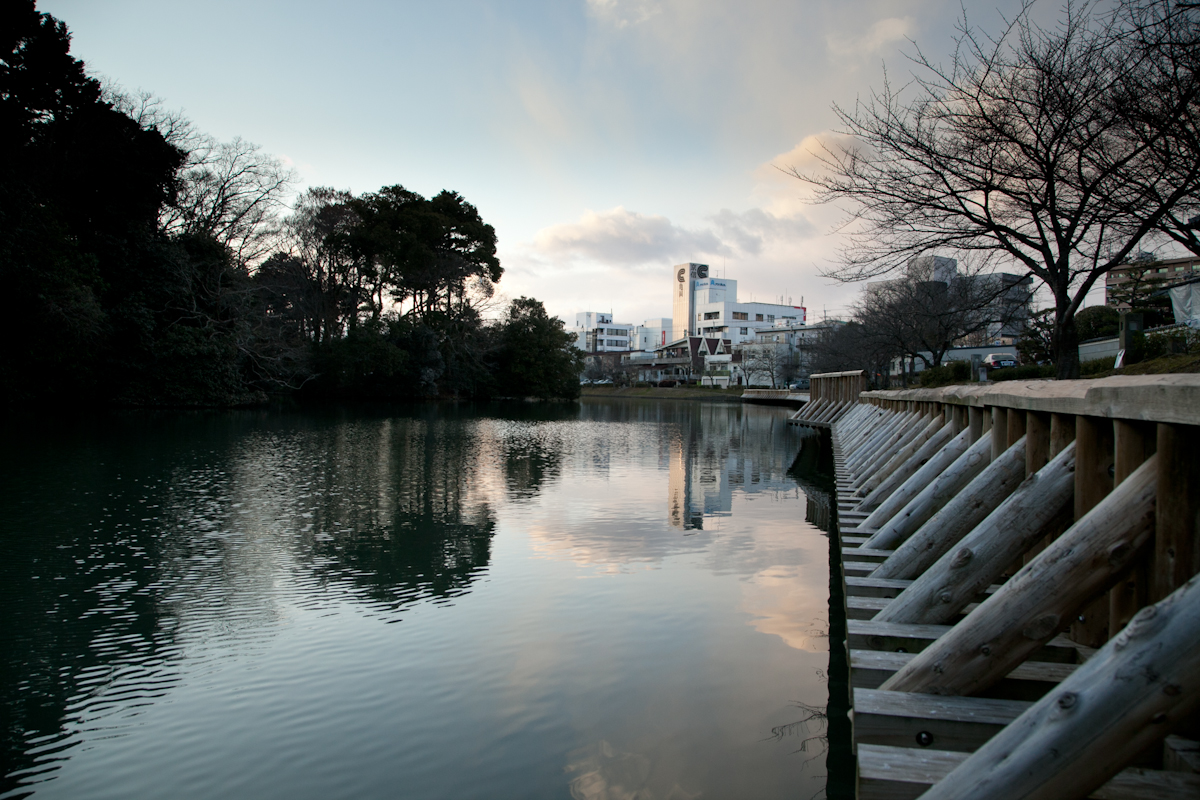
xmin=1007 ymin=407 xmax=1026 ymax=448
xmin=853 ymin=413 xmax=932 ymax=491
xmin=1110 ymin=420 xmax=1156 ymax=634
xmin=969 ymin=406 xmax=984 ymax=443
xmin=917 ymin=571 xmax=1200 ymax=800
xmin=1155 ymin=423 xmax=1200 ymax=602
xmin=872 ymin=436 xmax=1030 ymax=585
xmin=874 ymin=441 xmax=1075 ymax=623
xmin=1071 ymin=415 xmax=1116 ymax=648
xmin=858 ymin=422 xmax=956 ymax=511
xmin=847 ymin=412 xmax=902 ymax=471
xmin=992 ymin=406 xmax=1009 ymax=461
xmin=850 ymin=412 xmax=917 ymax=475
xmin=862 ymin=433 xmax=992 ymax=551
xmin=880 ymin=455 xmax=1158 ymax=697
xmin=1026 ymin=412 xmax=1052 ymax=478
xmin=857 ymin=414 xmax=947 ymax=499
xmin=848 ymin=419 xmax=906 ymax=480
xmin=1050 ymin=412 xmax=1076 ymax=457
xmin=1023 ymin=411 xmax=1054 ymax=567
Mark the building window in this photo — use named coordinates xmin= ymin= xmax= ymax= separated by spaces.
xmin=755 ymin=314 xmax=764 ymax=321
xmin=740 ymin=328 xmax=749 ymax=335
xmin=732 ymin=312 xmax=748 ymax=320
xmin=703 ymin=311 xmax=719 ymax=320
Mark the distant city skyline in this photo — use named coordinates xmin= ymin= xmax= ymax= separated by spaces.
xmin=43 ymin=0 xmax=1056 ymax=324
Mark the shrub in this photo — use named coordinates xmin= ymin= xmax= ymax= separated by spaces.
xmin=918 ymin=360 xmax=972 ymax=387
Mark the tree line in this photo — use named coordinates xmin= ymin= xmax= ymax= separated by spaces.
xmin=1 ymin=1 xmax=581 ymax=408
xmin=797 ymin=0 xmax=1200 ymax=379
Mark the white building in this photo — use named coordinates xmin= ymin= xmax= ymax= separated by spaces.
xmin=572 ymin=312 xmax=634 ymax=352
xmin=671 ymin=262 xmax=806 ymax=346
xmin=633 ymin=318 xmax=672 ymax=352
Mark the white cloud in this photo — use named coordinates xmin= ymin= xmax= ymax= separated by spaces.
xmin=531 ymin=206 xmax=727 ymax=265
xmin=826 ymin=16 xmax=916 ymax=58
xmin=707 ymin=207 xmax=815 ymax=256
xmin=586 ymin=0 xmax=663 ymax=29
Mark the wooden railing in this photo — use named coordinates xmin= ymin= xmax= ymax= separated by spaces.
xmin=789 ymin=370 xmax=867 ymax=426
xmin=828 ymin=374 xmax=1200 ymax=798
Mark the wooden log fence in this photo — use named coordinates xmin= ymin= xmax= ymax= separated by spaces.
xmin=813 ymin=373 xmax=1200 ymax=799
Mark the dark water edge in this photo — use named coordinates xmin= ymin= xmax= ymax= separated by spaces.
xmin=788 ymin=429 xmax=854 ymax=800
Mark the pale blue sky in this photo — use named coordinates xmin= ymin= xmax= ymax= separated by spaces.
xmin=43 ymin=0 xmax=1043 ymax=324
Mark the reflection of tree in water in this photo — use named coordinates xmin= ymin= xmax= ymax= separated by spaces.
xmin=497 ymin=422 xmax=566 ymax=501
xmin=296 ymin=415 xmax=499 ymax=612
xmin=0 ymin=424 xmax=187 ymax=798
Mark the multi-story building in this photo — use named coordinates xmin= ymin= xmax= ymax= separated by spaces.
xmin=633 ymin=318 xmax=672 ymax=351
xmin=572 ymin=312 xmax=634 ymax=352
xmin=671 ymin=263 xmax=806 ymax=346
xmin=1106 ymin=254 xmax=1200 ymax=310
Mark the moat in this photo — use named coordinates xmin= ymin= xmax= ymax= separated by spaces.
xmin=1 ymin=400 xmax=832 ymax=800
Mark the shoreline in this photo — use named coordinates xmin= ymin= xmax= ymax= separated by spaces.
xmin=580 ymin=385 xmax=746 ymax=403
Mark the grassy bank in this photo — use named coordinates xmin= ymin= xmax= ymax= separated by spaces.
xmin=580 ymin=385 xmax=746 ymax=402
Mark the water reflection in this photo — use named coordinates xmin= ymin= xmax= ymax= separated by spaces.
xmin=1 ymin=401 xmax=828 ymax=800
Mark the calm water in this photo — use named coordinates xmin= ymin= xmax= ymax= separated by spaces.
xmin=1 ymin=400 xmax=833 ymax=800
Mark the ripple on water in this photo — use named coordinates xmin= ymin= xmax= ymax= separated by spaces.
xmin=2 ymin=403 xmax=828 ymax=800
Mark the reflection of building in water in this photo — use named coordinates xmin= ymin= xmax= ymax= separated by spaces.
xmin=667 ymin=406 xmax=803 ymax=530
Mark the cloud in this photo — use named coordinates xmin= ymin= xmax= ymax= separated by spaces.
xmin=531 ymin=206 xmax=727 ymax=265
xmin=757 ymin=131 xmax=863 ymax=181
xmin=826 ymin=16 xmax=916 ymax=58
xmin=708 ymin=207 xmax=815 ymax=256
xmin=586 ymin=0 xmax=663 ymax=29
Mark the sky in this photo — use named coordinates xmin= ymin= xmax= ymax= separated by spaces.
xmin=42 ymin=0 xmax=1071 ymax=326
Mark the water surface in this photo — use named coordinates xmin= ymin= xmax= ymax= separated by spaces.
xmin=1 ymin=400 xmax=831 ymax=799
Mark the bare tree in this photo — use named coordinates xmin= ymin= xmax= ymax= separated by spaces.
xmin=855 ymin=258 xmax=1032 ymax=371
xmin=1110 ymin=0 xmax=1200 ymax=256
xmin=793 ymin=0 xmax=1200 ymax=378
xmin=741 ymin=341 xmax=794 ymax=387
xmin=105 ymin=86 xmax=296 ymax=266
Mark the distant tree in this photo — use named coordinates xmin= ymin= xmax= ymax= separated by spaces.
xmin=1016 ymin=310 xmax=1056 ymax=366
xmin=854 ymin=260 xmax=1031 ymax=371
xmin=1074 ymin=305 xmax=1121 ymax=342
xmin=812 ymin=322 xmax=897 ymax=389
xmin=794 ymin=0 xmax=1200 ymax=378
xmin=494 ymin=298 xmax=582 ymax=400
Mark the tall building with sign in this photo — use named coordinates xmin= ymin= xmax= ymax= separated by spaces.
xmin=670 ymin=262 xmax=806 ymax=346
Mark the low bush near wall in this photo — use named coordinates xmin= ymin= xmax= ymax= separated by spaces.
xmin=918 ymin=361 xmax=972 ymax=388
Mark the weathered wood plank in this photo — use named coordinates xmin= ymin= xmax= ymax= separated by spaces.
xmin=858 ymin=422 xmax=956 ymax=512
xmin=1155 ymin=423 xmax=1200 ymax=602
xmin=848 ymin=619 xmax=1079 ymax=662
xmin=857 ymin=745 xmax=1200 ymax=800
xmin=1071 ymin=414 xmax=1115 ymax=647
xmin=918 ymin=573 xmax=1200 ymax=800
xmin=854 ymin=688 xmax=1030 ymax=752
xmin=872 ymin=436 xmax=1031 ymax=583
xmin=880 ymin=455 xmax=1158 ymax=697
xmin=861 ymin=432 xmax=989 ymax=549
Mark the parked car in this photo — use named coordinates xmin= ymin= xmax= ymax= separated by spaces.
xmin=788 ymin=378 xmax=811 ymax=390
xmin=579 ymin=378 xmax=591 ymax=385
xmin=593 ymin=378 xmax=613 ymax=385
xmin=983 ymin=353 xmax=1019 ymax=369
